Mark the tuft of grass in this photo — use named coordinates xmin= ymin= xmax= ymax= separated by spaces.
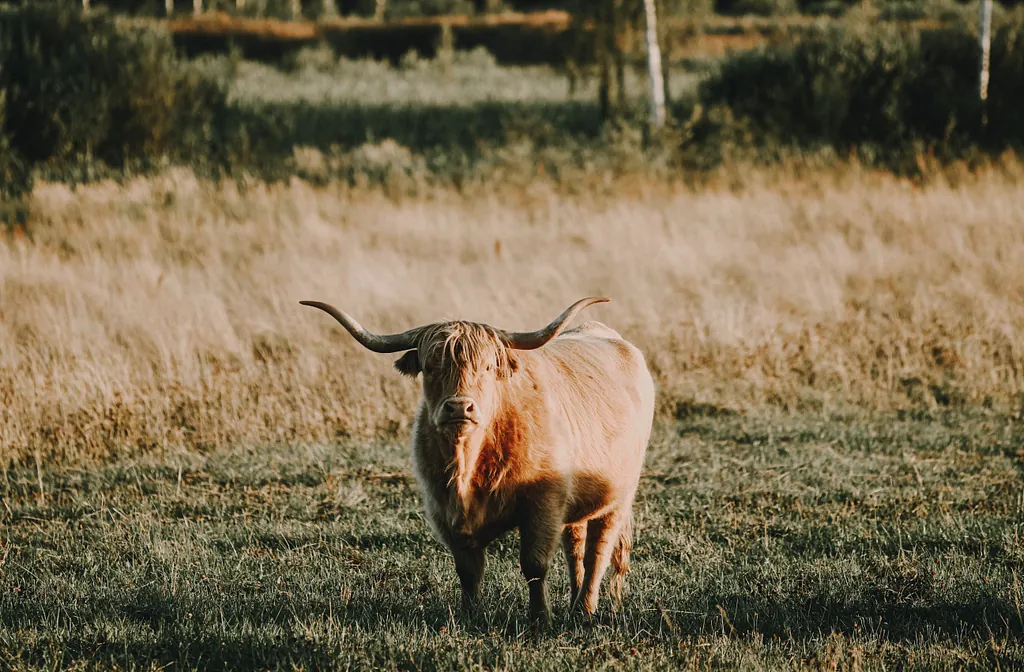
xmin=1 ymin=412 xmax=1023 ymax=669
xmin=2 ymin=162 xmax=1024 ymax=465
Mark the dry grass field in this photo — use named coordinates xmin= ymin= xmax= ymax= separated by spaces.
xmin=3 ymin=163 xmax=1024 ymax=669
xmin=3 ymin=161 xmax=1024 ymax=467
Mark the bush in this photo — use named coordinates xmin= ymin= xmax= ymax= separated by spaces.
xmin=697 ymin=17 xmax=1024 ymax=166
xmin=0 ymin=89 xmax=30 ymax=201
xmin=0 ymin=3 xmax=240 ymax=197
xmin=385 ymin=0 xmax=477 ymax=18
xmin=727 ymin=0 xmax=799 ymax=16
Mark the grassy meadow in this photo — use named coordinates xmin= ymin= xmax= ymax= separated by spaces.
xmin=230 ymin=46 xmax=705 ymax=107
xmin=3 ymin=38 xmax=1024 ymax=669
xmin=3 ymin=413 xmax=1024 ymax=669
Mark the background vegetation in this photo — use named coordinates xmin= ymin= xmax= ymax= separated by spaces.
xmin=4 ymin=2 xmax=1024 ymax=199
xmin=0 ymin=4 xmax=249 ymax=199
xmin=700 ymin=19 xmax=1024 ymax=165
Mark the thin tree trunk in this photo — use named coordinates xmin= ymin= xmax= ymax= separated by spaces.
xmin=979 ymin=0 xmax=993 ymax=103
xmin=613 ymin=0 xmax=626 ymax=108
xmin=644 ymin=0 xmax=666 ymax=128
xmin=597 ymin=0 xmax=612 ymax=120
xmin=658 ymin=0 xmax=671 ymax=109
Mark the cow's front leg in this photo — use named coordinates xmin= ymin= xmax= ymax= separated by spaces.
xmin=519 ymin=506 xmax=564 ymax=625
xmin=451 ymin=542 xmax=486 ymax=613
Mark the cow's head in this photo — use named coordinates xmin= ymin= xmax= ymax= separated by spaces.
xmin=300 ymin=297 xmax=609 ymax=438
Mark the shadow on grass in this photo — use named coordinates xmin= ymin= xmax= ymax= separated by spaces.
xmin=229 ymin=96 xmax=697 ymax=175
xmin=5 ymin=579 xmax=1023 ymax=669
xmin=5 ymin=500 xmax=1024 ymax=669
xmin=246 ymin=99 xmax=605 ymax=152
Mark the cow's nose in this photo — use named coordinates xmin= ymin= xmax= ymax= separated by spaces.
xmin=443 ymin=397 xmax=476 ymax=418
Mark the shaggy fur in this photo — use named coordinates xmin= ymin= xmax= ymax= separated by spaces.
xmin=304 ymin=299 xmax=655 ymax=625
xmin=399 ymin=319 xmax=655 ymax=624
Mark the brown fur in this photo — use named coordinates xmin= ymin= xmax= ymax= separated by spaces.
xmin=397 ymin=318 xmax=656 ymax=625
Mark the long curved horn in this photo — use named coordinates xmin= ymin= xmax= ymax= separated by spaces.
xmin=300 ymin=301 xmax=420 ymax=353
xmin=501 ymin=297 xmax=611 ymax=351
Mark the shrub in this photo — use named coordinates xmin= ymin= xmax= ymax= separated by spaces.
xmin=283 ymin=43 xmax=340 ymax=73
xmin=802 ymin=1 xmax=848 ymax=17
xmin=0 ymin=89 xmax=31 ymax=202
xmin=728 ymin=0 xmax=799 ymax=16
xmin=697 ymin=17 xmax=1024 ymax=166
xmin=0 ymin=3 xmax=238 ymax=196
xmin=385 ymin=0 xmax=477 ymax=18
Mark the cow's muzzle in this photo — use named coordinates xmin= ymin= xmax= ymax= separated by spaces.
xmin=437 ymin=397 xmax=479 ymax=428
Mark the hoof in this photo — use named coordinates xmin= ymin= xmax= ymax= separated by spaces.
xmin=528 ymin=612 xmax=552 ymax=638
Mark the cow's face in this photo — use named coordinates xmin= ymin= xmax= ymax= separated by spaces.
xmin=394 ymin=322 xmax=517 ymax=437
xmin=300 ymin=296 xmax=609 ymax=437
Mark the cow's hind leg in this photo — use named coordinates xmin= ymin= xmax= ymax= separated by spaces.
xmin=609 ymin=511 xmax=632 ymax=608
xmin=573 ymin=510 xmax=626 ymax=616
xmin=562 ymin=522 xmax=587 ymax=607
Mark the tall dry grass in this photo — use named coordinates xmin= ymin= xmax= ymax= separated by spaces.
xmin=3 ymin=164 xmax=1024 ymax=466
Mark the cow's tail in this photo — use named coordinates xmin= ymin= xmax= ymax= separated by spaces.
xmin=609 ymin=511 xmax=632 ymax=607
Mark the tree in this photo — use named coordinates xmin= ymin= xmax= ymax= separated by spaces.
xmin=564 ymin=0 xmax=674 ymax=124
xmin=643 ymin=0 xmax=665 ymax=127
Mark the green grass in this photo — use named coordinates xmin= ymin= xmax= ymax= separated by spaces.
xmin=191 ymin=46 xmax=703 ymax=170
xmin=227 ymin=47 xmax=704 ymax=107
xmin=3 ymin=411 xmax=1024 ymax=670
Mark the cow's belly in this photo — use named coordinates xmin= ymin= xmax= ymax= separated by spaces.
xmin=563 ymin=473 xmax=621 ymax=524
xmin=421 ymin=487 xmax=517 ymax=549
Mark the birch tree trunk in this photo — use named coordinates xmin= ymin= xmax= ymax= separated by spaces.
xmin=979 ymin=0 xmax=993 ymax=102
xmin=643 ymin=0 xmax=666 ymax=128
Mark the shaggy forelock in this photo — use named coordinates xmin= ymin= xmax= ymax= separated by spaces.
xmin=418 ymin=322 xmax=506 ymax=377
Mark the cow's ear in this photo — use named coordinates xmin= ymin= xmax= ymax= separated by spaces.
xmin=498 ymin=351 xmax=519 ymax=379
xmin=394 ymin=351 xmax=421 ymax=377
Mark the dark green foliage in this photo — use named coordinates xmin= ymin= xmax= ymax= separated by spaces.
xmin=0 ymin=88 xmax=32 ymax=201
xmin=717 ymin=0 xmax=1011 ymax=19
xmin=0 ymin=3 xmax=243 ymax=197
xmin=698 ymin=18 xmax=1024 ymax=166
xmin=387 ymin=0 xmax=478 ymax=17
xmin=715 ymin=0 xmax=798 ymax=15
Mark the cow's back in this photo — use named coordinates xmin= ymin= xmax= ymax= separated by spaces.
xmin=521 ymin=320 xmax=655 ymax=485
